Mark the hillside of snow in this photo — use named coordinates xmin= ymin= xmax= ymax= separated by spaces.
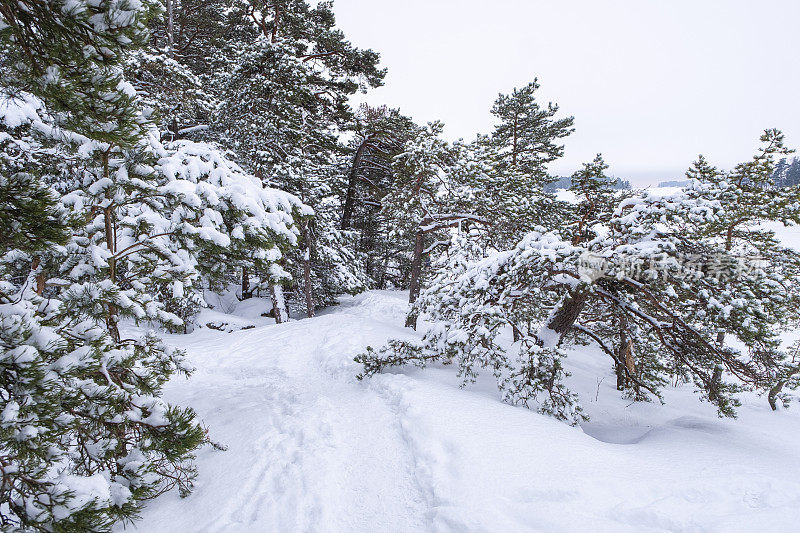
xmin=118 ymin=289 xmax=800 ymax=533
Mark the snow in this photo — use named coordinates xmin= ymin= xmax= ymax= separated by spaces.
xmin=121 ymin=290 xmax=800 ymax=532
xmin=0 ymin=93 xmax=43 ymax=128
xmin=157 ymin=140 xmax=312 ymax=249
xmin=554 ymin=188 xmax=578 ymax=204
xmin=763 ymin=220 xmax=800 ymax=251
xmin=52 ymin=473 xmax=113 ymax=520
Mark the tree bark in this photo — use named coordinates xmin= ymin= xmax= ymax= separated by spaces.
xmin=302 ymin=221 xmax=314 ymax=318
xmin=616 ymin=314 xmax=632 ymax=390
xmin=271 ymin=4 xmax=280 ymax=42
xmin=102 ymin=151 xmax=120 ymax=343
xmin=104 ymin=205 xmax=120 ymax=343
xmin=615 ymin=358 xmax=627 ymax=391
xmin=269 ymin=283 xmax=288 ymax=324
xmin=165 ymin=0 xmax=174 ymax=56
xmin=341 ymin=138 xmax=371 ymax=230
xmin=543 ymin=289 xmax=589 ymax=346
xmin=31 ymin=256 xmax=44 ymax=296
xmin=768 ymin=365 xmax=799 ymax=411
xmin=624 ymin=341 xmax=636 ymax=376
xmin=709 ymin=331 xmax=725 ymax=403
xmin=405 ymin=230 xmax=424 ymax=329
xmin=512 ymin=114 xmax=518 ymax=168
xmin=768 ymin=380 xmax=786 ymax=411
xmin=241 ymin=266 xmax=250 ymax=300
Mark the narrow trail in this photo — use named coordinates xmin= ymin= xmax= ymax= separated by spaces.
xmin=124 ymin=293 xmax=429 ymax=532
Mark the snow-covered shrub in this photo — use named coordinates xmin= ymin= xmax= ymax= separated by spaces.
xmin=157 ymin=139 xmax=312 ymax=322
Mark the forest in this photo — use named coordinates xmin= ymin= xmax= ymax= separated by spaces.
xmin=2 ymin=0 xmax=800 ymax=531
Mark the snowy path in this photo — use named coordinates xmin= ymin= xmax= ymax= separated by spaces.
xmin=121 ymin=291 xmax=800 ymax=533
xmin=122 ymin=293 xmax=429 ymax=532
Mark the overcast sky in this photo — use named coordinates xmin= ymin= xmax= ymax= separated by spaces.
xmin=332 ymin=0 xmax=800 ymax=185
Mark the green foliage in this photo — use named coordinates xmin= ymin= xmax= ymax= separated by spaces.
xmin=567 ymin=154 xmax=622 ymax=244
xmin=0 ymin=287 xmax=206 ymax=531
xmin=0 ymin=0 xmax=158 ymax=146
xmin=124 ymin=49 xmax=216 ymax=138
xmin=490 ymin=79 xmax=574 ymax=178
xmin=0 ymin=121 xmax=72 ymax=253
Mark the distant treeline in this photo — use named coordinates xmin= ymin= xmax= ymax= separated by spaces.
xmin=545 ymin=175 xmax=631 ymax=192
xmin=657 ymin=180 xmax=690 ymax=188
xmin=656 ymin=155 xmax=800 ymax=190
xmin=773 ymin=157 xmax=800 ymax=188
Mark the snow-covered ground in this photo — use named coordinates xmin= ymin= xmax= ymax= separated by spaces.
xmin=119 ymin=290 xmax=800 ymax=533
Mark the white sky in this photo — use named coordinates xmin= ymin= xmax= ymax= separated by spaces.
xmin=332 ymin=0 xmax=800 ymax=185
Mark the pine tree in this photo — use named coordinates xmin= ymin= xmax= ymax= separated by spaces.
xmin=1 ymin=2 xmax=213 ymax=528
xmin=567 ymin=154 xmax=623 ymax=244
xmin=490 ymin=80 xmax=574 ymax=176
xmin=787 ymin=157 xmax=800 ymax=187
xmin=479 ymin=80 xmax=575 ymax=248
xmin=156 ymin=140 xmax=312 ymax=326
xmin=358 ymin=130 xmax=800 ymax=422
xmin=124 ymin=48 xmax=216 ymax=141
xmin=338 ymin=105 xmax=417 ymax=288
xmin=212 ymin=1 xmax=385 ymax=317
xmin=772 ymin=157 xmax=789 ymax=187
xmin=0 ymin=96 xmax=73 ymax=255
xmin=379 ymin=122 xmax=490 ymax=328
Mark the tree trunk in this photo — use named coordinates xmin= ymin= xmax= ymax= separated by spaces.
xmin=31 ymin=256 xmax=44 ymax=296
xmin=616 ymin=313 xmax=636 ymax=391
xmin=624 ymin=342 xmax=636 ymax=377
xmin=616 ymin=314 xmax=632 ymax=390
xmin=104 ymin=205 xmax=120 ymax=343
xmin=768 ymin=365 xmax=799 ymax=411
xmin=615 ymin=359 xmax=627 ymax=391
xmin=271 ymin=5 xmax=281 ymax=42
xmin=165 ymin=0 xmax=174 ymax=56
xmin=542 ymin=289 xmax=588 ymax=346
xmin=302 ymin=222 xmax=314 ymax=318
xmin=512 ymin=114 xmax=518 ymax=168
xmin=269 ymin=283 xmax=288 ymax=324
xmin=405 ymin=230 xmax=424 ymax=329
xmin=102 ymin=152 xmax=120 ymax=343
xmin=510 ymin=298 xmax=523 ymax=342
xmin=241 ymin=266 xmax=250 ymax=300
xmin=709 ymin=331 xmax=725 ymax=403
xmin=303 ymin=253 xmax=314 ymax=318
xmin=768 ymin=380 xmax=786 ymax=411
xmin=341 ymin=138 xmax=370 ymax=230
